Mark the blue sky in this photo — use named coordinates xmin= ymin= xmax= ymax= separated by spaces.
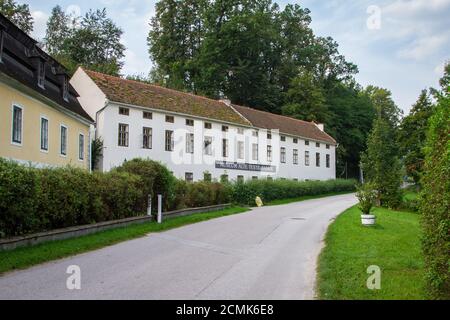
xmin=27 ymin=0 xmax=450 ymax=113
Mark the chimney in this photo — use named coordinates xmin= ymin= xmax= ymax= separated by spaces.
xmin=315 ymin=123 xmax=325 ymax=132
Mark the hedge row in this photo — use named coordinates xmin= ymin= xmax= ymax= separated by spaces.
xmin=0 ymin=158 xmax=356 ymax=238
xmin=232 ymin=178 xmax=356 ymax=205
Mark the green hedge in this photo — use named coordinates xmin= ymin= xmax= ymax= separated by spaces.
xmin=232 ymin=179 xmax=356 ymax=205
xmin=0 ymin=157 xmax=356 ymax=238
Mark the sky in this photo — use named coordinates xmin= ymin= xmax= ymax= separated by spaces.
xmin=26 ymin=0 xmax=450 ymax=113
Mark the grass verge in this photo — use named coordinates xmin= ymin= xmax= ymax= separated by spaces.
xmin=317 ymin=206 xmax=425 ymax=300
xmin=266 ymin=191 xmax=354 ymax=206
xmin=0 ymin=206 xmax=249 ymax=275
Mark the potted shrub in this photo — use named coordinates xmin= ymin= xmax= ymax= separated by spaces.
xmin=356 ymin=183 xmax=377 ymax=226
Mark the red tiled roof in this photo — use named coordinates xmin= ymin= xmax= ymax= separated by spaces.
xmin=232 ymin=105 xmax=336 ymax=144
xmin=84 ymin=69 xmax=251 ymax=126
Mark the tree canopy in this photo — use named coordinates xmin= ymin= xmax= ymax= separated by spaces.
xmin=0 ymin=0 xmax=33 ymax=34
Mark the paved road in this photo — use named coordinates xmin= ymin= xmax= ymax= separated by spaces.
xmin=0 ymin=194 xmax=357 ymax=300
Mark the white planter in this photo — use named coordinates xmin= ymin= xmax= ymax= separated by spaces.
xmin=361 ymin=214 xmax=376 ymax=226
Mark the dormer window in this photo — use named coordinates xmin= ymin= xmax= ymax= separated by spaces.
xmin=62 ymin=76 xmax=69 ymax=102
xmin=37 ymin=59 xmax=45 ymax=89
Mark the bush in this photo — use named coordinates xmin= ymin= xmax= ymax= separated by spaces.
xmin=356 ymin=183 xmax=377 ymax=215
xmin=420 ymin=95 xmax=450 ymax=300
xmin=113 ymin=159 xmax=177 ymax=211
xmin=232 ymin=179 xmax=356 ymax=206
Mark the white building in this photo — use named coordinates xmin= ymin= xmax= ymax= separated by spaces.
xmin=71 ymin=67 xmax=337 ymax=182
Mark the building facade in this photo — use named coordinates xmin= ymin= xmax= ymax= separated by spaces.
xmin=71 ymin=67 xmax=337 ymax=182
xmin=0 ymin=14 xmax=93 ymax=169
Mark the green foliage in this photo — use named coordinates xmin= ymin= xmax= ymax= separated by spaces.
xmin=113 ymin=159 xmax=177 ymax=212
xmin=398 ymin=90 xmax=435 ymax=185
xmin=361 ymin=89 xmax=402 ymax=209
xmin=231 ymin=178 xmax=356 ymax=206
xmin=44 ymin=7 xmax=125 ymax=75
xmin=420 ymin=88 xmax=450 ymax=299
xmin=0 ymin=160 xmax=144 ymax=238
xmin=356 ymin=183 xmax=377 ymax=215
xmin=0 ymin=0 xmax=33 ymax=34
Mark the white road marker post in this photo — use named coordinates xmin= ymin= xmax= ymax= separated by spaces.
xmin=157 ymin=194 xmax=162 ymax=224
xmin=147 ymin=195 xmax=152 ymax=217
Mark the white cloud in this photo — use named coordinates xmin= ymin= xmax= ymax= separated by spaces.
xmin=384 ymin=0 xmax=450 ymax=16
xmin=398 ymin=33 xmax=449 ymax=60
xmin=31 ymin=10 xmax=49 ymax=41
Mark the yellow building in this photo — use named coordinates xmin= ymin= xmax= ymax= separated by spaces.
xmin=0 ymin=14 xmax=93 ymax=169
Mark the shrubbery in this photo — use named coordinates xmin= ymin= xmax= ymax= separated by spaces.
xmin=232 ymin=179 xmax=356 ymax=206
xmin=0 ymin=157 xmax=356 ymax=238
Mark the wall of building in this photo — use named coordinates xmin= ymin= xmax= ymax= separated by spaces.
xmin=0 ymin=81 xmax=90 ymax=169
xmin=98 ymin=103 xmax=336 ymax=182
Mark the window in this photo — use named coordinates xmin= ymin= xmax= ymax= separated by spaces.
xmin=237 ymin=128 xmax=244 ymax=135
xmin=204 ymin=136 xmax=213 ymax=155
xmin=316 ymin=152 xmax=321 ymax=167
xmin=185 ymin=172 xmax=194 ymax=183
xmin=79 ymin=134 xmax=84 ymax=160
xmin=305 ymin=151 xmax=310 ymax=166
xmin=305 ymin=140 xmax=310 ymax=146
xmin=326 ymin=154 xmax=331 ymax=168
xmin=186 ymin=119 xmax=194 ymax=126
xmin=37 ymin=60 xmax=45 ymax=88
xmin=165 ymin=130 xmax=174 ymax=151
xmin=143 ymin=127 xmax=152 ymax=149
xmin=293 ymin=149 xmax=298 ymax=165
xmin=267 ymin=145 xmax=272 ymax=162
xmin=267 ymin=177 xmax=273 ymax=181
xmin=280 ymin=147 xmax=286 ymax=163
xmin=293 ymin=138 xmax=298 ymax=144
xmin=186 ymin=133 xmax=194 ymax=154
xmin=326 ymin=144 xmax=330 ymax=149
xmin=40 ymin=117 xmax=49 ymax=151
xmin=204 ymin=172 xmax=212 ymax=182
xmin=293 ymin=179 xmax=298 ymax=182
xmin=204 ymin=122 xmax=212 ymax=129
xmin=222 ymin=125 xmax=229 ymax=132
xmin=166 ymin=115 xmax=174 ymax=123
xmin=62 ymin=76 xmax=69 ymax=102
xmin=222 ymin=139 xmax=228 ymax=157
xmin=60 ymin=125 xmax=67 ymax=156
xmin=237 ymin=175 xmax=244 ymax=183
xmin=252 ymin=143 xmax=259 ymax=161
xmin=252 ymin=130 xmax=259 ymax=137
xmin=119 ymin=107 xmax=129 ymax=116
xmin=252 ymin=176 xmax=258 ymax=181
xmin=281 ymin=136 xmax=286 ymax=142
xmin=143 ymin=111 xmax=152 ymax=119
xmin=220 ymin=174 xmax=229 ymax=183
xmin=316 ymin=142 xmax=320 ymax=148
xmin=12 ymin=105 xmax=23 ymax=144
xmin=118 ymin=123 xmax=129 ymax=147
xmin=237 ymin=141 xmax=244 ymax=160
xmin=267 ymin=131 xmax=272 ymax=140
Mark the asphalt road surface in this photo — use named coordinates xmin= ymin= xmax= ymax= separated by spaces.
xmin=0 ymin=194 xmax=357 ymax=300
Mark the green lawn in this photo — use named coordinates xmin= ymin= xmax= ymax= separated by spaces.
xmin=265 ymin=191 xmax=354 ymax=206
xmin=317 ymin=206 xmax=425 ymax=300
xmin=0 ymin=206 xmax=249 ymax=275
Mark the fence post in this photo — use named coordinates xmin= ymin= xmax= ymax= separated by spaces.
xmin=157 ymin=194 xmax=162 ymax=224
xmin=147 ymin=195 xmax=152 ymax=217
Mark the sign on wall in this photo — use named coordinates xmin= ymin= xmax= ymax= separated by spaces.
xmin=215 ymin=161 xmax=277 ymax=173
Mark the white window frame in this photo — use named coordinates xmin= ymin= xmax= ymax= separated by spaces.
xmin=252 ymin=143 xmax=258 ymax=161
xmin=222 ymin=139 xmax=229 ymax=158
xmin=165 ymin=130 xmax=174 ymax=152
xmin=316 ymin=152 xmax=321 ymax=167
xmin=267 ymin=145 xmax=272 ymax=162
xmin=326 ymin=154 xmax=331 ymax=168
xmin=78 ymin=132 xmax=85 ymax=161
xmin=204 ymin=136 xmax=213 ymax=156
xmin=237 ymin=141 xmax=244 ymax=160
xmin=118 ymin=123 xmax=129 ymax=147
xmin=305 ymin=151 xmax=310 ymax=166
xmin=40 ymin=115 xmax=49 ymax=153
xmin=293 ymin=149 xmax=298 ymax=165
xmin=143 ymin=127 xmax=153 ymax=149
xmin=280 ymin=147 xmax=286 ymax=163
xmin=60 ymin=124 xmax=68 ymax=157
xmin=11 ymin=104 xmax=23 ymax=146
xmin=186 ymin=133 xmax=194 ymax=154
